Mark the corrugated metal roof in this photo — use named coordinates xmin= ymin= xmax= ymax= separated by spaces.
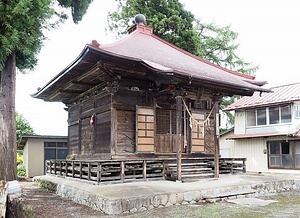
xmin=223 ymin=82 xmax=300 ymax=111
xmin=226 ymin=130 xmax=300 ymax=139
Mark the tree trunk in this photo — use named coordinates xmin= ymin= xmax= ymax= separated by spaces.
xmin=0 ymin=53 xmax=17 ymax=181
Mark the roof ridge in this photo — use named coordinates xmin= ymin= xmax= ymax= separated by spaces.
xmin=270 ymin=82 xmax=300 ymax=89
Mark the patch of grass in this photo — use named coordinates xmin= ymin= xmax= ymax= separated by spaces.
xmin=23 ymin=205 xmax=35 ymax=218
xmin=35 ymin=180 xmax=57 ymax=193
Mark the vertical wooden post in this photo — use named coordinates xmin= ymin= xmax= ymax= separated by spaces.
xmin=54 ymin=161 xmax=57 ymax=175
xmin=143 ymin=160 xmax=147 ymax=179
xmin=97 ymin=162 xmax=102 ymax=183
xmin=121 ymin=161 xmax=125 ymax=182
xmin=243 ymin=159 xmax=246 ymax=173
xmin=87 ymin=162 xmax=91 ymax=181
xmin=79 ymin=161 xmax=83 ymax=179
xmin=214 ymin=101 xmax=220 ymax=178
xmin=176 ymin=96 xmax=183 ymax=181
xmin=72 ymin=161 xmax=75 ymax=178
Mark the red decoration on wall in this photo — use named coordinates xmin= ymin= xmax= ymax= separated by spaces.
xmin=90 ymin=114 xmax=95 ymax=126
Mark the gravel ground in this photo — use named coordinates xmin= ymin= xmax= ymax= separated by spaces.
xmin=9 ymin=181 xmax=300 ymax=218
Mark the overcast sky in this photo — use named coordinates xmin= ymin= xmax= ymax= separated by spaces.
xmin=16 ymin=0 xmax=300 ymax=136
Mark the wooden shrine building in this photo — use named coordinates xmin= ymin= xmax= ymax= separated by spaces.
xmin=33 ymin=15 xmax=268 ymax=182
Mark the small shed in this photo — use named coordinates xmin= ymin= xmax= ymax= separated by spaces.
xmin=32 ymin=18 xmax=268 ymax=181
xmin=18 ymin=135 xmax=67 ymax=177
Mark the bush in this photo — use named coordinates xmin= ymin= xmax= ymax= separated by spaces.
xmin=17 ymin=163 xmax=26 ymax=177
xmin=17 ymin=152 xmax=23 ymax=165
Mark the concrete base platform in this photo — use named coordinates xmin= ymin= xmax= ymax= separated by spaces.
xmin=33 ymin=173 xmax=299 ymax=215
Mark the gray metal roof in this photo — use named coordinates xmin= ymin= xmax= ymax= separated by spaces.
xmin=224 ymin=82 xmax=300 ymax=111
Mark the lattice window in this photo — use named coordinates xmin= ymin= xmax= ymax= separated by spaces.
xmin=136 ymin=106 xmax=155 ymax=152
xmin=156 ymin=109 xmax=176 ymax=134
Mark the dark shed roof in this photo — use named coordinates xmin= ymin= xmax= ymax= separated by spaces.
xmin=18 ymin=135 xmax=67 ymax=150
xmin=32 ymin=24 xmax=269 ymax=103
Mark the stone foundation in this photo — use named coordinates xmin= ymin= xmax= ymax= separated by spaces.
xmin=33 ymin=177 xmax=296 ymax=215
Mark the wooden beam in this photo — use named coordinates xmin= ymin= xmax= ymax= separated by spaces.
xmin=214 ymin=101 xmax=220 ymax=178
xmin=176 ymin=96 xmax=183 ymax=181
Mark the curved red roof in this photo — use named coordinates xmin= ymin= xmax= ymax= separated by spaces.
xmin=33 ymin=24 xmax=269 ymax=102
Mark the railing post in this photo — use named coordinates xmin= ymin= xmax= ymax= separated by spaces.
xmin=60 ymin=161 xmax=62 ymax=176
xmin=54 ymin=160 xmax=57 ymax=175
xmin=143 ymin=160 xmax=147 ymax=179
xmin=88 ymin=162 xmax=91 ymax=181
xmin=121 ymin=161 xmax=125 ymax=183
xmin=72 ymin=161 xmax=75 ymax=178
xmin=243 ymin=158 xmax=246 ymax=173
xmin=79 ymin=161 xmax=83 ymax=179
xmin=97 ymin=162 xmax=101 ymax=184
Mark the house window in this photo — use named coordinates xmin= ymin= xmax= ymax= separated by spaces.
xmin=246 ymin=108 xmax=267 ymax=126
xmin=296 ymin=105 xmax=300 ymax=118
xmin=44 ymin=142 xmax=68 ymax=160
xmin=281 ymin=105 xmax=291 ymax=123
xmin=257 ymin=108 xmax=267 ymax=125
xmin=246 ymin=105 xmax=291 ymax=127
xmin=246 ymin=110 xmax=256 ymax=126
xmin=268 ymin=141 xmax=299 ymax=169
xmin=269 ymin=106 xmax=279 ymax=124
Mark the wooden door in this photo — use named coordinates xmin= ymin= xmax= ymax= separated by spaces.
xmin=191 ymin=112 xmax=205 ymax=152
xmin=155 ymin=109 xmax=177 ymax=153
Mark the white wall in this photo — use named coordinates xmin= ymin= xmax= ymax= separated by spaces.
xmin=24 ymin=138 xmax=67 ymax=177
xmin=219 ymin=131 xmax=234 ymax=158
xmin=234 ymin=110 xmax=245 ymax=134
xmin=26 ymin=138 xmax=44 ymax=177
xmin=233 ymin=138 xmax=268 ymax=173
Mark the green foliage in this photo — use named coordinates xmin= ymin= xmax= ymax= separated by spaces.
xmin=17 ymin=163 xmax=26 ymax=177
xmin=16 ymin=112 xmax=35 ymax=145
xmin=194 ymin=21 xmax=259 ymax=75
xmin=0 ymin=0 xmax=54 ymax=71
xmin=58 ymin=0 xmax=93 ymax=24
xmin=107 ymin=0 xmax=258 ymax=75
xmin=108 ymin=0 xmax=200 ymax=55
xmin=0 ymin=0 xmax=92 ymax=72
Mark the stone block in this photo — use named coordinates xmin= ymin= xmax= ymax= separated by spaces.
xmin=151 ymin=195 xmax=161 ymax=207
xmin=169 ymin=193 xmax=177 ymax=205
xmin=121 ymin=198 xmax=138 ymax=212
xmin=103 ymin=199 xmax=122 ymax=215
xmin=160 ymin=195 xmax=168 ymax=206
xmin=177 ymin=193 xmax=184 ymax=204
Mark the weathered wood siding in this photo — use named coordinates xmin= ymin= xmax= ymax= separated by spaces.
xmin=115 ymin=110 xmax=135 ymax=154
xmin=68 ymin=104 xmax=80 ymax=155
xmin=67 ymin=91 xmax=112 ymax=158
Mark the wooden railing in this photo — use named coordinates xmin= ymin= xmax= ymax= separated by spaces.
xmin=219 ymin=158 xmax=246 ymax=174
xmin=45 ymin=157 xmax=246 ymax=184
xmin=45 ymin=159 xmax=165 ymax=184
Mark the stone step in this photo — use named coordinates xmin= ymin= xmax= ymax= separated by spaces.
xmin=203 ymin=189 xmax=257 ymax=203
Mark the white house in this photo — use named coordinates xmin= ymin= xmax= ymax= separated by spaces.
xmin=222 ymin=82 xmax=300 ymax=174
xmin=18 ymin=135 xmax=68 ymax=177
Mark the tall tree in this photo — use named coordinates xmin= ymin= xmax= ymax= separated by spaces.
xmin=16 ymin=112 xmax=35 ymax=145
xmin=0 ymin=0 xmax=92 ymax=181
